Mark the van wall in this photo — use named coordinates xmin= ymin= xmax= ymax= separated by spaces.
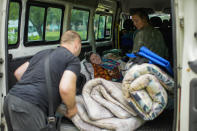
xmin=0 ymin=0 xmax=9 ymax=126
xmin=7 ymin=0 xmax=117 ymax=90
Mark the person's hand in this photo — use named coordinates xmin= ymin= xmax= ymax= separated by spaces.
xmin=64 ymin=105 xmax=78 ymax=118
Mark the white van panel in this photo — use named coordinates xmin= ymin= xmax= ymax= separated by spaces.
xmin=175 ymin=0 xmax=197 ymax=130
xmin=0 ymin=0 xmax=8 ymax=126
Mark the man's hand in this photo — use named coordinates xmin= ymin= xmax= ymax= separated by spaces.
xmin=59 ymin=70 xmax=78 ymax=118
xmin=64 ymin=105 xmax=78 ymax=118
xmin=14 ymin=62 xmax=29 ymax=81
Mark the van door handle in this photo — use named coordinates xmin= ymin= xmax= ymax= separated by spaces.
xmin=188 ymin=59 xmax=197 ymax=74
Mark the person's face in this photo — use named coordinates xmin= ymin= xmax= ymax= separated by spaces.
xmin=132 ymin=14 xmax=146 ymax=30
xmin=90 ymin=53 xmax=101 ymax=64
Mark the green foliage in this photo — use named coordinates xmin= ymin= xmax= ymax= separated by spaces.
xmin=71 ymin=9 xmax=85 ymax=26
xmin=28 ymin=6 xmax=63 ymax=41
xmin=8 ymin=33 xmax=17 ymax=45
xmin=94 ymin=14 xmax=112 ymax=40
xmin=28 ymin=35 xmax=41 ymax=41
xmin=77 ymin=31 xmax=87 ymax=40
xmin=70 ymin=9 xmax=89 ymax=40
xmin=8 ymin=2 xmax=19 ymax=45
xmin=9 ymin=2 xmax=19 ymax=21
xmin=8 ymin=2 xmax=113 ymax=43
xmin=29 ymin=6 xmax=45 ymax=37
xmin=46 ymin=8 xmax=62 ymax=27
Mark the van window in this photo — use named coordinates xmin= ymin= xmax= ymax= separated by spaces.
xmin=28 ymin=6 xmax=44 ymax=41
xmin=24 ymin=2 xmax=64 ymax=46
xmin=98 ymin=15 xmax=105 ymax=39
xmin=149 ymin=13 xmax=171 ymax=21
xmin=94 ymin=14 xmax=112 ymax=41
xmin=105 ymin=15 xmax=112 ymax=38
xmin=70 ymin=8 xmax=90 ymax=41
xmin=45 ymin=8 xmax=62 ymax=41
xmin=8 ymin=1 xmax=21 ymax=47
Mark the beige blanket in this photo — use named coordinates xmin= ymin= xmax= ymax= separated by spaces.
xmin=59 ymin=78 xmax=144 ymax=131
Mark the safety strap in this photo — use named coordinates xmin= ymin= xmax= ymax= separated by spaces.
xmin=44 ymin=50 xmax=56 ymax=123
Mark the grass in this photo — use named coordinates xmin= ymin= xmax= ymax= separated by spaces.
xmin=45 ymin=31 xmax=60 ymax=41
xmin=8 ymin=30 xmax=88 ymax=44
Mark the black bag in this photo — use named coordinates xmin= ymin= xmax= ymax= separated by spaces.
xmin=40 ymin=52 xmax=60 ymax=131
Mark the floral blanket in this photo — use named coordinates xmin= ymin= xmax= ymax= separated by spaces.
xmin=122 ymin=63 xmax=174 ymax=120
xmin=80 ymin=59 xmax=123 ymax=82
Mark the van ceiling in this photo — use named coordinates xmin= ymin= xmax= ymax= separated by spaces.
xmin=59 ymin=0 xmax=171 ymax=13
xmin=118 ymin=0 xmax=171 ymax=13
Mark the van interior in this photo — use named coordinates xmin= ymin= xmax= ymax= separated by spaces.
xmin=5 ymin=0 xmax=176 ymax=130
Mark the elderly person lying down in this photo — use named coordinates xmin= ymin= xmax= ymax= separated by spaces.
xmin=81 ymin=51 xmax=122 ymax=82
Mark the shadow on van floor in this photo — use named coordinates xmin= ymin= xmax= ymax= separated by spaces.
xmin=136 ymin=109 xmax=173 ymax=131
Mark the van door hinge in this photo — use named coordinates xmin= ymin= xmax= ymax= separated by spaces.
xmin=0 ymin=73 xmax=3 ymax=78
xmin=0 ymin=58 xmax=4 ymax=64
xmin=194 ymin=32 xmax=197 ymax=39
xmin=0 ymin=123 xmax=5 ymax=131
xmin=1 ymin=113 xmax=5 ymax=131
xmin=176 ymin=66 xmax=182 ymax=70
xmin=180 ymin=18 xmax=184 ymax=28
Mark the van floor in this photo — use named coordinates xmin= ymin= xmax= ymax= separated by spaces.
xmin=61 ymin=109 xmax=174 ymax=131
xmin=136 ymin=109 xmax=173 ymax=131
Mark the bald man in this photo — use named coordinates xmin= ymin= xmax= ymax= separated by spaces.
xmin=3 ymin=30 xmax=81 ymax=131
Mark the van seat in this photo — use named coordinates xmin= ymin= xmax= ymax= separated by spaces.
xmin=150 ymin=16 xmax=162 ymax=28
xmin=120 ymin=19 xmax=135 ymax=54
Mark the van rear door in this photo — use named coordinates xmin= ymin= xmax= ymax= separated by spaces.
xmin=0 ymin=0 xmax=9 ymax=128
xmin=175 ymin=0 xmax=197 ymax=130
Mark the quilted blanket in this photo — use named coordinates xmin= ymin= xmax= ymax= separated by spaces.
xmin=58 ymin=78 xmax=144 ymax=131
xmin=122 ymin=63 xmax=174 ymax=120
xmin=80 ymin=59 xmax=94 ymax=81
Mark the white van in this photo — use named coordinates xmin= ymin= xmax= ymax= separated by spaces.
xmin=0 ymin=0 xmax=197 ymax=131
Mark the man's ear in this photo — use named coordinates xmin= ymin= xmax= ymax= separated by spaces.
xmin=74 ymin=42 xmax=78 ymax=50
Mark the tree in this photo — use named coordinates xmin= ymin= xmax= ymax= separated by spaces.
xmin=46 ymin=7 xmax=62 ymax=27
xmin=29 ymin=6 xmax=45 ymax=37
xmin=9 ymin=2 xmax=19 ymax=20
xmin=29 ymin=6 xmax=63 ymax=37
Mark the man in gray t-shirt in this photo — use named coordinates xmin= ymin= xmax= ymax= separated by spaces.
xmin=3 ymin=30 xmax=81 ymax=131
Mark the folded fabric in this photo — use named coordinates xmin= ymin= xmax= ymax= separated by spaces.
xmin=80 ymin=59 xmax=94 ymax=81
xmin=73 ymin=96 xmax=143 ymax=131
xmin=82 ymin=78 xmax=137 ymax=120
xmin=58 ymin=78 xmax=144 ymax=131
xmin=100 ymin=59 xmax=123 ymax=81
xmin=101 ymin=58 xmax=120 ymax=70
xmin=102 ymin=53 xmax=122 ymax=61
xmin=122 ymin=63 xmax=174 ymax=120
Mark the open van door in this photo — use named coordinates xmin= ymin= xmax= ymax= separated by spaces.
xmin=0 ymin=0 xmax=9 ymax=130
xmin=175 ymin=0 xmax=197 ymax=130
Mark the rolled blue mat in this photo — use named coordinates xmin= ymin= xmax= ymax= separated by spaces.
xmin=126 ymin=46 xmax=173 ymax=76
